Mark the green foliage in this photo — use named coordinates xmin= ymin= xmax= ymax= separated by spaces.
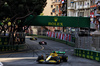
xmin=40 ymin=13 xmax=44 ymax=16
xmin=0 ymin=0 xmax=47 ymax=20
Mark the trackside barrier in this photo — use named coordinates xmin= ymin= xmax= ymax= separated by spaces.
xmin=47 ymin=32 xmax=75 ymax=42
xmin=0 ymin=36 xmax=9 ymax=45
xmin=74 ymin=48 xmax=100 ymax=62
xmin=46 ymin=31 xmax=75 ymax=47
xmin=0 ymin=44 xmax=26 ymax=51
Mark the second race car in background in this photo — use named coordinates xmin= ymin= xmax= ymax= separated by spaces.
xmin=30 ymin=37 xmax=37 ymax=40
xmin=39 ymin=41 xmax=47 ymax=45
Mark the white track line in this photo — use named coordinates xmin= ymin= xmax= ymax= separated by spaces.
xmin=31 ymin=40 xmax=44 ymax=51
xmin=0 ymin=62 xmax=3 ymax=66
xmin=0 ymin=57 xmax=38 ymax=62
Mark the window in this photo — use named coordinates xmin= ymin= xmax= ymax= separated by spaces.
xmin=51 ymin=5 xmax=53 ymax=8
xmin=78 ymin=12 xmax=84 ymax=17
xmin=56 ymin=14 xmax=58 ymax=16
xmin=52 ymin=8 xmax=55 ymax=12
xmin=91 ymin=0 xmax=95 ymax=6
xmin=55 ymin=6 xmax=58 ymax=11
xmin=55 ymin=0 xmax=57 ymax=2
xmin=51 ymin=12 xmax=53 ymax=15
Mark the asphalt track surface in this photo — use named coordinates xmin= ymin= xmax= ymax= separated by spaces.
xmin=0 ymin=37 xmax=100 ymax=66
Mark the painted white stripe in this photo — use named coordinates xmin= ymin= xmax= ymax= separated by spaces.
xmin=31 ymin=41 xmax=44 ymax=51
xmin=34 ymin=45 xmax=44 ymax=51
xmin=0 ymin=57 xmax=38 ymax=62
xmin=0 ymin=62 xmax=3 ymax=66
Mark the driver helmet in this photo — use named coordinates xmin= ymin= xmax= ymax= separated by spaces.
xmin=53 ymin=51 xmax=56 ymax=53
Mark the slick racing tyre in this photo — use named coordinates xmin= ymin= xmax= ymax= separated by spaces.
xmin=45 ymin=42 xmax=47 ymax=45
xmin=62 ymin=55 xmax=68 ymax=62
xmin=39 ymin=42 xmax=41 ymax=45
xmin=30 ymin=38 xmax=33 ymax=40
xmin=35 ymin=38 xmax=37 ymax=40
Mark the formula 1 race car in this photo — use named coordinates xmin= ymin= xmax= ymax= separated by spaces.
xmin=36 ymin=51 xmax=68 ymax=64
xmin=39 ymin=41 xmax=47 ymax=45
xmin=30 ymin=37 xmax=37 ymax=40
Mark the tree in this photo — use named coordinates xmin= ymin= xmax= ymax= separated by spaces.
xmin=0 ymin=0 xmax=47 ymax=45
xmin=0 ymin=0 xmax=47 ymax=19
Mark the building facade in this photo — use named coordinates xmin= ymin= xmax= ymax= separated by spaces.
xmin=90 ymin=0 xmax=100 ymax=30
xmin=43 ymin=0 xmax=55 ymax=16
xmin=67 ymin=0 xmax=90 ymax=17
xmin=30 ymin=0 xmax=96 ymax=34
xmin=52 ymin=0 xmax=62 ymax=16
xmin=66 ymin=0 xmax=91 ymax=34
xmin=43 ymin=0 xmax=63 ymax=16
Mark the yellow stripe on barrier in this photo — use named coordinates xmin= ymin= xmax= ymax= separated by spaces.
xmin=96 ymin=53 xmax=98 ymax=56
xmin=77 ymin=50 xmax=78 ymax=53
xmin=4 ymin=42 xmax=7 ymax=45
xmin=0 ymin=42 xmax=2 ymax=45
xmin=91 ymin=52 xmax=93 ymax=55
xmin=2 ymin=48 xmax=4 ymax=51
xmin=83 ymin=51 xmax=85 ymax=53
xmin=87 ymin=51 xmax=89 ymax=54
xmin=79 ymin=50 xmax=81 ymax=53
xmin=82 ymin=54 xmax=85 ymax=58
xmin=86 ymin=55 xmax=89 ymax=58
xmin=76 ymin=53 xmax=78 ymax=56
xmin=79 ymin=54 xmax=81 ymax=56
xmin=95 ymin=57 xmax=99 ymax=61
xmin=90 ymin=56 xmax=93 ymax=59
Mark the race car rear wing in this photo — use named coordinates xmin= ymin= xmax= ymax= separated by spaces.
xmin=52 ymin=51 xmax=65 ymax=54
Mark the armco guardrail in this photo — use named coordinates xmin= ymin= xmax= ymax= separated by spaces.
xmin=74 ymin=48 xmax=100 ymax=62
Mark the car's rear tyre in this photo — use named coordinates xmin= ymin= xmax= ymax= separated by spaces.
xmin=62 ymin=55 xmax=68 ymax=62
xmin=56 ymin=57 xmax=60 ymax=64
xmin=30 ymin=38 xmax=33 ymax=40
xmin=45 ymin=42 xmax=47 ymax=45
xmin=39 ymin=42 xmax=41 ymax=45
xmin=35 ymin=38 xmax=37 ymax=40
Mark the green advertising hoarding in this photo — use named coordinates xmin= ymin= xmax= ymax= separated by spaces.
xmin=23 ymin=15 xmax=90 ymax=27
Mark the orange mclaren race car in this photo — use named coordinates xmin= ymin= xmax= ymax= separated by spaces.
xmin=37 ymin=51 xmax=68 ymax=64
